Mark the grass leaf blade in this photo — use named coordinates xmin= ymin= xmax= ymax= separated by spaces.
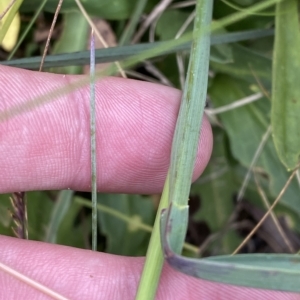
xmin=164 ymin=0 xmax=213 ymax=255
xmin=1 ymin=29 xmax=274 ymax=69
xmin=271 ymin=0 xmax=300 ymax=170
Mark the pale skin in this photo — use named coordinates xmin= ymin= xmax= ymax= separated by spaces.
xmin=0 ymin=65 xmax=297 ymax=299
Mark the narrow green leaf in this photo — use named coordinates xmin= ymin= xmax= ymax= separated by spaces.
xmin=1 ymin=29 xmax=274 ymax=69
xmin=271 ymin=0 xmax=300 ymax=170
xmin=166 ymin=253 xmax=300 ymax=292
xmin=164 ymin=0 xmax=213 ymax=255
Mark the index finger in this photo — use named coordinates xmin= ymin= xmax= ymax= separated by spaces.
xmin=0 ymin=66 xmax=212 ymax=193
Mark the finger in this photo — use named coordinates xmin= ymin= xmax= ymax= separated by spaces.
xmin=0 ymin=236 xmax=297 ymax=300
xmin=0 ymin=66 xmax=212 ymax=194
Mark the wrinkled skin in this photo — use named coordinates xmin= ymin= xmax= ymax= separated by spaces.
xmin=0 ymin=66 xmax=298 ymax=299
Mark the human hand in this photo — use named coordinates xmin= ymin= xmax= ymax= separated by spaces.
xmin=0 ymin=66 xmax=297 ymax=299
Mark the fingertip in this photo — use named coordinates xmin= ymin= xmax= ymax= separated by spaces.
xmin=0 ymin=66 xmax=212 ymax=193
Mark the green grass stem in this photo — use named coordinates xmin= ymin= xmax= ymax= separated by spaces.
xmin=90 ymin=29 xmax=97 ymax=251
xmin=135 ymin=174 xmax=170 ymax=300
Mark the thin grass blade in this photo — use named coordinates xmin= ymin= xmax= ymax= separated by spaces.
xmin=90 ymin=29 xmax=97 ymax=251
xmin=162 ymin=0 xmax=213 ymax=255
xmin=1 ymin=29 xmax=274 ymax=69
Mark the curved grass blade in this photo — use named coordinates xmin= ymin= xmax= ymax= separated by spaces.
xmin=271 ymin=0 xmax=300 ymax=170
xmin=163 ymin=247 xmax=300 ymax=292
xmin=1 ymin=29 xmax=274 ymax=69
xmin=161 ymin=164 xmax=300 ymax=292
